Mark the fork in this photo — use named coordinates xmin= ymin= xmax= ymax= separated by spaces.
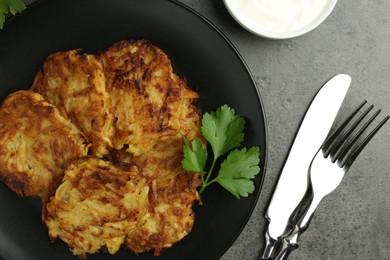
xmin=271 ymin=101 xmax=389 ymax=260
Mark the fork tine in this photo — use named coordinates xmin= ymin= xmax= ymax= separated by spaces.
xmin=328 ymin=104 xmax=374 ymax=162
xmin=341 ymin=115 xmax=389 ymax=169
xmin=337 ymin=109 xmax=381 ymax=163
xmin=323 ymin=100 xmax=367 ymax=158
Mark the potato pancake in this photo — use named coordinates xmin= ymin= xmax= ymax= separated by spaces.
xmin=99 ymin=39 xmax=201 ymax=156
xmin=125 ymin=172 xmax=201 ymax=256
xmin=120 ymin=135 xmax=201 ymax=255
xmin=44 ymin=138 xmax=201 ymax=257
xmin=126 ymin=147 xmax=201 ymax=255
xmin=98 ymin=39 xmax=204 ymax=255
xmin=43 ymin=157 xmax=149 ymax=257
xmin=0 ymin=90 xmax=89 ymax=196
xmin=32 ymin=50 xmax=114 ymax=157
xmin=0 ymin=39 xmax=204 ymax=257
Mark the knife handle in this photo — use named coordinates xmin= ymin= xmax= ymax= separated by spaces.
xmin=260 ymin=189 xmax=312 ymax=259
xmin=259 ymin=229 xmax=279 ymax=259
xmin=273 ymin=238 xmax=298 ymax=260
xmin=273 ymin=191 xmax=322 ymax=259
xmin=272 ymin=224 xmax=300 ymax=260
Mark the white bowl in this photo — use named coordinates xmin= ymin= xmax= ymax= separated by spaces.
xmin=223 ymin=0 xmax=338 ymax=39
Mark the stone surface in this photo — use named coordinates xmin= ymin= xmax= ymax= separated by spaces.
xmin=21 ymin=0 xmax=390 ymax=259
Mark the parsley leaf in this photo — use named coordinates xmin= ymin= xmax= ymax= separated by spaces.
xmin=0 ymin=15 xmax=5 ymax=29
xmin=0 ymin=0 xmax=26 ymax=29
xmin=182 ymin=137 xmax=207 ymax=175
xmin=0 ymin=2 xmax=7 ymax=28
xmin=216 ymin=147 xmax=260 ymax=198
xmin=183 ymin=104 xmax=261 ymax=199
xmin=201 ymin=105 xmax=245 ymax=158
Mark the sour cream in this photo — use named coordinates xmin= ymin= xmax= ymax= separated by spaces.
xmin=224 ymin=0 xmax=337 ymax=39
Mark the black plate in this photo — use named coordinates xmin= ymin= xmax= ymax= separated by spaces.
xmin=0 ymin=0 xmax=267 ymax=259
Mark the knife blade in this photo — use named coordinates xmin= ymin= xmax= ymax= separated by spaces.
xmin=260 ymin=74 xmax=351 ymax=259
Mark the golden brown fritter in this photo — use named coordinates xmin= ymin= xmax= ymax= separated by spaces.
xmin=0 ymin=90 xmax=89 ymax=196
xmin=0 ymin=39 xmax=204 ymax=257
xmin=98 ymin=40 xmax=203 ymax=255
xmin=125 ymin=173 xmax=201 ymax=256
xmin=115 ymin=136 xmax=201 ymax=255
xmin=32 ymin=50 xmax=114 ymax=157
xmin=130 ymin=136 xmax=186 ymax=177
xmin=99 ymin=39 xmax=201 ymax=156
xmin=43 ymin=157 xmax=149 ymax=257
xmin=42 ymin=136 xmax=201 ymax=257
xmin=125 ymin=154 xmax=201 ymax=255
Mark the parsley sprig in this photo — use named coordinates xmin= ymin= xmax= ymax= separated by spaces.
xmin=182 ymin=105 xmax=261 ymax=199
xmin=0 ymin=0 xmax=26 ymax=29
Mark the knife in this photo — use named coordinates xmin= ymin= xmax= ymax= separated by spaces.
xmin=260 ymin=74 xmax=351 ymax=259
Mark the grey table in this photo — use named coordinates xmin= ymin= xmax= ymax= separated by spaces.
xmin=22 ymin=0 xmax=390 ymax=259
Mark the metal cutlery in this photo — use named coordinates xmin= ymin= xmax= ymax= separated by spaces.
xmin=272 ymin=101 xmax=389 ymax=260
xmin=260 ymin=74 xmax=351 ymax=259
